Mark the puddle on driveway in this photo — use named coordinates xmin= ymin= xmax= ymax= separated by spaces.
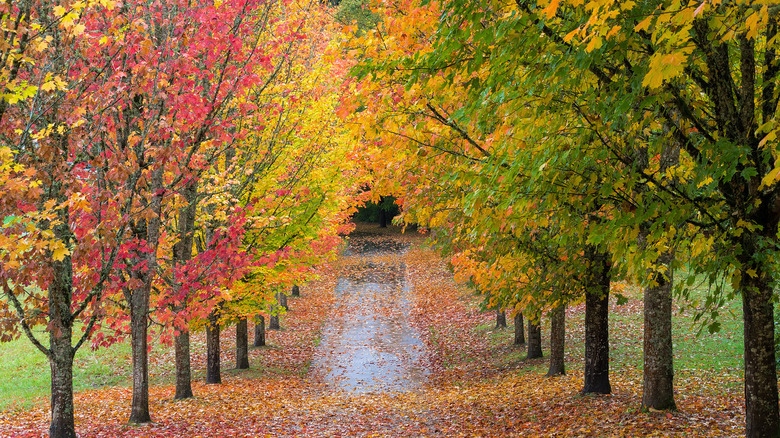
xmin=310 ymin=234 xmax=430 ymax=393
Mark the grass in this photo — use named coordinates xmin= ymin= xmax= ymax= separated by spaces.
xmin=0 ymin=329 xmax=133 ymax=410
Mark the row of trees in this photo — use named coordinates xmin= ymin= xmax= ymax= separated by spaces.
xmin=0 ymin=1 xmax=360 ymax=437
xmin=346 ymin=0 xmax=780 ymax=436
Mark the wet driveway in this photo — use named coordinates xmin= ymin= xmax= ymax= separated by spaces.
xmin=310 ymin=234 xmax=430 ymax=393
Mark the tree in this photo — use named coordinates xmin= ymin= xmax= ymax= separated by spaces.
xmin=236 ymin=317 xmax=250 ymax=369
xmin=547 ymin=303 xmax=566 ymax=377
xmin=0 ymin=1 xmax=153 ymax=435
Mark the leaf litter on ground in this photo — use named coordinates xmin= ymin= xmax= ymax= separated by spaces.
xmin=0 ymin=226 xmax=745 ymax=437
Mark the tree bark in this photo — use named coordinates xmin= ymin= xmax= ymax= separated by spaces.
xmin=49 ymin=346 xmax=75 ymax=438
xmin=174 ymin=331 xmax=193 ymax=399
xmin=291 ymin=284 xmax=300 ymax=297
xmin=48 ymin=263 xmax=76 ymax=438
xmin=206 ymin=310 xmax=221 ymax=384
xmin=582 ymin=246 xmax=611 ymax=395
xmin=514 ymin=312 xmax=525 ymax=345
xmin=236 ymin=317 xmax=249 ymax=369
xmin=269 ymin=314 xmax=280 ymax=330
xmin=127 ymin=169 xmax=162 ymax=424
xmin=740 ymin=241 xmax=779 ymax=437
xmin=547 ymin=303 xmax=566 ymax=377
xmin=254 ymin=315 xmax=266 ymax=347
xmin=128 ymin=278 xmax=151 ymax=423
xmin=172 ymin=179 xmax=198 ymax=400
xmin=527 ymin=317 xmax=543 ymax=359
xmin=277 ymin=290 xmax=288 ymax=311
xmin=269 ymin=299 xmax=280 ymax=330
xmin=495 ymin=309 xmax=507 ymax=329
xmin=642 ymin=253 xmax=675 ymax=410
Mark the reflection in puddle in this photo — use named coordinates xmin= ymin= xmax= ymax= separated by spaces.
xmin=311 ymin=236 xmax=429 ymax=393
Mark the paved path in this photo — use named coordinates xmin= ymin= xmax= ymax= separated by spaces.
xmin=310 ymin=234 xmax=429 ymax=393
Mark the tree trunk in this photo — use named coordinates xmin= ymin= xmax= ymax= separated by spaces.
xmin=128 ymin=281 xmax=151 ymax=423
xmin=172 ymin=179 xmax=198 ymax=400
xmin=378 ymin=207 xmax=388 ymax=228
xmin=236 ymin=317 xmax=249 ymax=369
xmin=495 ymin=309 xmax=507 ymax=329
xmin=741 ymin=247 xmax=779 ymax=437
xmin=547 ymin=304 xmax=566 ymax=377
xmin=291 ymin=284 xmax=300 ymax=297
xmin=277 ymin=290 xmax=288 ymax=311
xmin=514 ymin=312 xmax=525 ymax=345
xmin=49 ymin=267 xmax=76 ymax=438
xmin=174 ymin=331 xmax=193 ymax=399
xmin=127 ymin=169 xmax=162 ymax=424
xmin=254 ymin=315 xmax=266 ymax=347
xmin=206 ymin=310 xmax=221 ymax=384
xmin=269 ymin=314 xmax=280 ymax=330
xmin=269 ymin=300 xmax=280 ymax=330
xmin=582 ymin=246 xmax=611 ymax=395
xmin=527 ymin=317 xmax=543 ymax=359
xmin=642 ymin=252 xmax=675 ymax=410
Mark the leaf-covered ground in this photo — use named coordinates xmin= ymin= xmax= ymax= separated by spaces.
xmin=0 ymin=225 xmax=745 ymax=436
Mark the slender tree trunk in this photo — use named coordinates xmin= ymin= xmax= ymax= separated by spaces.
xmin=128 ymin=280 xmax=151 ymax=423
xmin=642 ymin=252 xmax=675 ymax=410
xmin=547 ymin=304 xmax=566 ymax=377
xmin=378 ymin=199 xmax=388 ymax=228
xmin=740 ymin=241 xmax=779 ymax=437
xmin=514 ymin=312 xmax=525 ymax=345
xmin=254 ymin=315 xmax=266 ymax=347
xmin=49 ymin=263 xmax=76 ymax=438
xmin=495 ymin=309 xmax=507 ymax=329
xmin=174 ymin=331 xmax=193 ymax=399
xmin=582 ymin=246 xmax=611 ymax=395
xmin=277 ymin=290 xmax=288 ymax=311
xmin=127 ymin=169 xmax=162 ymax=424
xmin=172 ymin=179 xmax=198 ymax=400
xmin=291 ymin=284 xmax=300 ymax=297
xmin=206 ymin=310 xmax=221 ymax=384
xmin=527 ymin=317 xmax=543 ymax=359
xmin=236 ymin=318 xmax=249 ymax=369
xmin=269 ymin=298 xmax=281 ymax=330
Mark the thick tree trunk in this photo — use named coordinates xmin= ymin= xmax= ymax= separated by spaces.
xmin=582 ymin=246 xmax=611 ymax=395
xmin=527 ymin=317 xmax=543 ymax=359
xmin=741 ymin=254 xmax=779 ymax=437
xmin=254 ymin=315 xmax=266 ymax=347
xmin=269 ymin=314 xmax=280 ymax=330
xmin=642 ymin=253 xmax=675 ymax=410
xmin=174 ymin=331 xmax=193 ymax=399
xmin=514 ymin=312 xmax=525 ymax=345
xmin=206 ymin=310 xmax=221 ymax=384
xmin=495 ymin=309 xmax=507 ymax=329
xmin=49 ymin=268 xmax=76 ymax=438
xmin=291 ymin=284 xmax=300 ymax=297
xmin=49 ymin=348 xmax=75 ymax=438
xmin=236 ymin=318 xmax=249 ymax=369
xmin=378 ymin=208 xmax=388 ymax=228
xmin=547 ymin=304 xmax=566 ymax=377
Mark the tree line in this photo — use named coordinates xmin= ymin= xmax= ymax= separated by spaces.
xmin=0 ymin=1 xmax=361 ymax=437
xmin=345 ymin=0 xmax=780 ymax=437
